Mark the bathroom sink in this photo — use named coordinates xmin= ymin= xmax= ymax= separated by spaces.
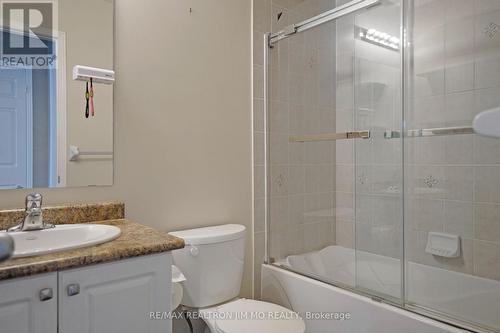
xmin=4 ymin=224 xmax=121 ymax=258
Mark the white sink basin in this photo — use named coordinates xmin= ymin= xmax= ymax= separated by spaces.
xmin=5 ymin=224 xmax=121 ymax=258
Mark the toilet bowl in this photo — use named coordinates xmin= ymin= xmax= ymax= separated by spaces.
xmin=200 ymin=298 xmax=304 ymax=333
xmin=169 ymin=224 xmax=305 ymax=333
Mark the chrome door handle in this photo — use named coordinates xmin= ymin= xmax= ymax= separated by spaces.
xmin=39 ymin=288 xmax=53 ymax=302
xmin=384 ymin=127 xmax=474 ymax=139
xmin=289 ymin=130 xmax=371 ymax=143
xmin=67 ymin=283 xmax=80 ymax=296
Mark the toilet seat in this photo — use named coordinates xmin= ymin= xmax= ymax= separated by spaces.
xmin=200 ymin=299 xmax=305 ymax=333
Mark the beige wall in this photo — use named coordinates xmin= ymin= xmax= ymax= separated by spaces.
xmin=0 ymin=0 xmax=253 ymax=296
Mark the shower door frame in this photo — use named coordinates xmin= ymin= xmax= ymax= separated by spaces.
xmin=262 ymin=0 xmax=496 ymax=332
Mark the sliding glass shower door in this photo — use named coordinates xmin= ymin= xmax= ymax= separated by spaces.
xmin=405 ymin=1 xmax=500 ymax=331
xmin=352 ymin=0 xmax=404 ymax=302
xmin=265 ymin=0 xmax=500 ymax=331
xmin=266 ymin=0 xmax=404 ymax=299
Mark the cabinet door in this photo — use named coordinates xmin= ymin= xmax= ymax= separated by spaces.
xmin=59 ymin=253 xmax=172 ymax=333
xmin=0 ymin=273 xmax=57 ymax=333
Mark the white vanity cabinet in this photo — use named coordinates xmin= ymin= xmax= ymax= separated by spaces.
xmin=59 ymin=253 xmax=172 ymax=333
xmin=0 ymin=273 xmax=58 ymax=333
xmin=0 ymin=253 xmax=172 ymax=333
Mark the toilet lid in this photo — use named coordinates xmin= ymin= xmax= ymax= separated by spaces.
xmin=213 ymin=299 xmax=305 ymax=333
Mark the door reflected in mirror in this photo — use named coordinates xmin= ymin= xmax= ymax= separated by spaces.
xmin=0 ymin=0 xmax=114 ymax=189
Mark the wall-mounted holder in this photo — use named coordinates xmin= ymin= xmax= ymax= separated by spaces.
xmin=73 ymin=65 xmax=115 ymax=85
xmin=69 ymin=145 xmax=113 ymax=162
xmin=425 ymin=232 xmax=461 ymax=258
xmin=171 ymin=265 xmax=186 ymax=310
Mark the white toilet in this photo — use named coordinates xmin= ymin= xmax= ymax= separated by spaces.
xmin=169 ymin=224 xmax=305 ymax=333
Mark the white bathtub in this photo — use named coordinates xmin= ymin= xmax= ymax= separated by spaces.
xmin=262 ymin=245 xmax=500 ymax=333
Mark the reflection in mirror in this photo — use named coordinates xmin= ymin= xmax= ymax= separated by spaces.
xmin=0 ymin=0 xmax=114 ymax=190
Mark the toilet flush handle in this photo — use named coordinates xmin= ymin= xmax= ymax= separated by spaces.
xmin=189 ymin=246 xmax=199 ymax=257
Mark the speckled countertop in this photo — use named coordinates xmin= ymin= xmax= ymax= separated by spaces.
xmin=0 ymin=203 xmax=185 ymax=281
xmin=0 ymin=202 xmax=126 ymax=231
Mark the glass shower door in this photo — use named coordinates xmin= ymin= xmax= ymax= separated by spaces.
xmin=266 ymin=4 xmax=343 ymax=287
xmin=266 ymin=0 xmax=405 ymax=302
xmin=351 ymin=0 xmax=404 ymax=302
xmin=405 ymin=0 xmax=500 ymax=331
xmin=265 ymin=0 xmax=500 ymax=331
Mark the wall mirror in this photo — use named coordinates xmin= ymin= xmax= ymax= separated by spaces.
xmin=0 ymin=0 xmax=114 ymax=189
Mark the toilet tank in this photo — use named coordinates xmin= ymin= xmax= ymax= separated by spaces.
xmin=169 ymin=224 xmax=246 ymax=308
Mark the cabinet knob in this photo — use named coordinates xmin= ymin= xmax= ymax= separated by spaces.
xmin=39 ymin=288 xmax=53 ymax=302
xmin=67 ymin=283 xmax=80 ymax=297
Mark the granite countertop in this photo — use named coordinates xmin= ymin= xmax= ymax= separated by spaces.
xmin=0 ymin=219 xmax=185 ymax=281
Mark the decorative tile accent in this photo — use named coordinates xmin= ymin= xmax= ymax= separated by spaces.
xmin=483 ymin=22 xmax=500 ymax=39
xmin=424 ymin=175 xmax=439 ymax=188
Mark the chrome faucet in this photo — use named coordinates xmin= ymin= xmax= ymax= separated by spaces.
xmin=8 ymin=194 xmax=54 ymax=232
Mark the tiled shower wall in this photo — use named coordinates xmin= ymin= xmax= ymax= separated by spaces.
xmin=253 ymin=0 xmax=338 ymax=298
xmin=254 ymin=0 xmax=500 ymax=299
xmin=406 ymin=0 xmax=500 ymax=280
xmin=335 ymin=1 xmax=403 ymax=261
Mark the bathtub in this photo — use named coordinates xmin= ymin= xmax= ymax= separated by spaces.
xmin=262 ymin=245 xmax=500 ymax=333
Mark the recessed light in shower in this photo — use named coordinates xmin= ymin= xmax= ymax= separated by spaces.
xmin=356 ymin=26 xmax=400 ymax=51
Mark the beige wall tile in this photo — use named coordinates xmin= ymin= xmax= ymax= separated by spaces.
xmin=444 ymin=135 xmax=473 ymax=164
xmin=288 ymin=165 xmax=305 ymax=195
xmin=270 ymin=196 xmax=289 ymax=232
xmin=336 ymin=220 xmax=354 ymax=248
xmin=335 ymin=165 xmax=354 ymax=193
xmin=474 ymin=203 xmax=500 ymax=242
xmin=444 ymin=200 xmax=473 ymax=239
xmin=444 ymin=91 xmax=475 ymax=127
xmin=288 ymin=194 xmax=305 ymax=227
xmin=474 ymin=136 xmax=500 ymax=165
xmin=270 ymin=133 xmax=289 ymax=165
xmin=407 ymin=198 xmax=445 ymax=232
xmin=476 ymin=0 xmax=500 ymax=15
xmin=474 ymin=240 xmax=500 ymax=280
xmin=445 ymin=166 xmax=473 ymax=202
xmin=336 ymin=141 xmax=354 ymax=164
xmin=270 ymin=101 xmax=289 ymax=133
xmin=475 ymin=166 xmax=500 ymax=203
xmin=336 ymin=192 xmax=354 ymax=222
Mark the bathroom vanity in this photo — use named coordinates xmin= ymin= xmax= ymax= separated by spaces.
xmin=0 ymin=202 xmax=184 ymax=333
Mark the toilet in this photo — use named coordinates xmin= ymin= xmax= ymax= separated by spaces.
xmin=169 ymin=224 xmax=305 ymax=333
